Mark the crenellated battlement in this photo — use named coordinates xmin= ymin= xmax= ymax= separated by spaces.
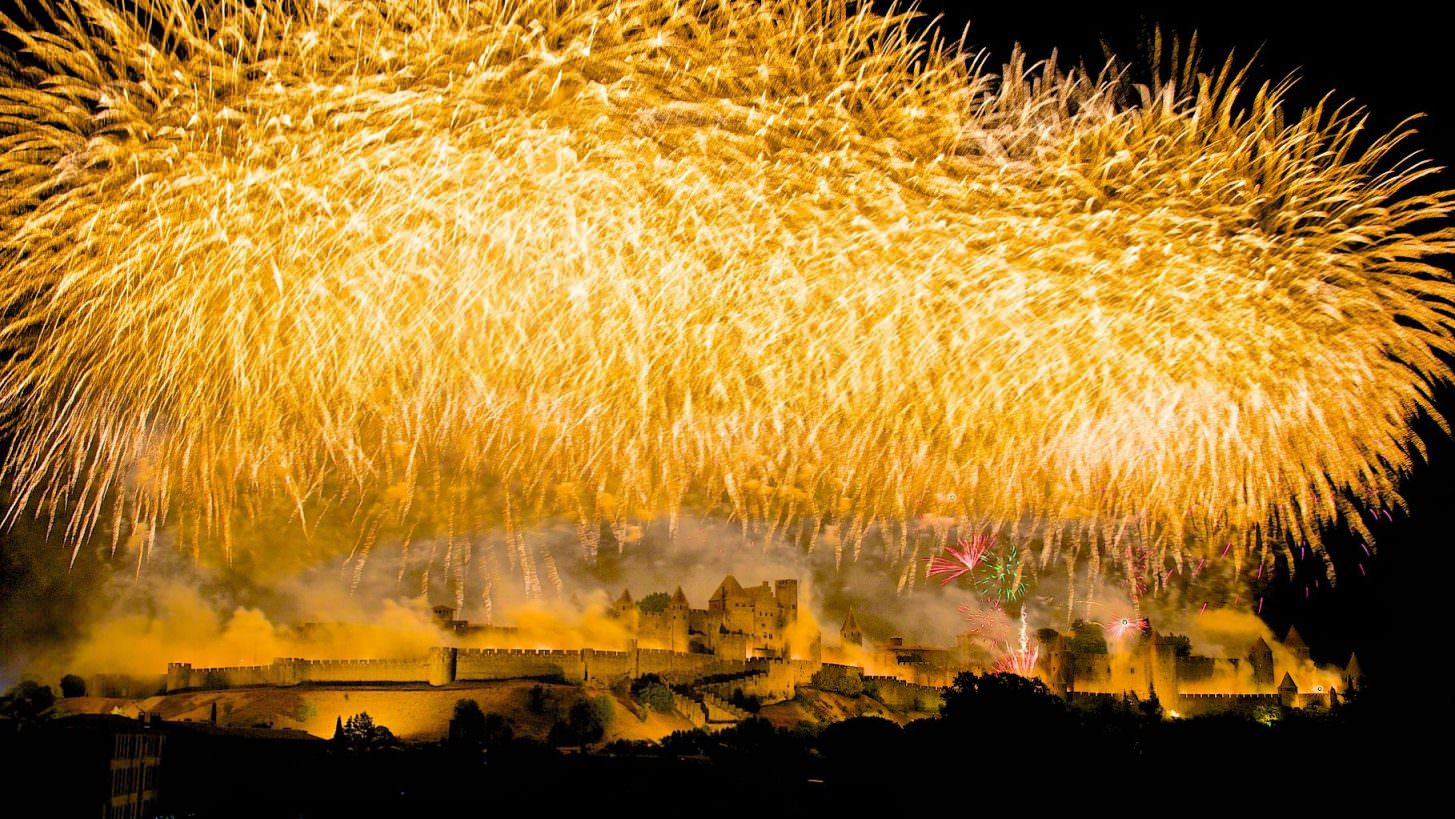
xmin=297 ymin=658 xmax=428 ymax=665
xmin=1177 ymin=692 xmax=1280 ymax=700
xmin=161 ymin=643 xmax=816 ymax=694
xmin=455 ymin=648 xmax=581 ymax=658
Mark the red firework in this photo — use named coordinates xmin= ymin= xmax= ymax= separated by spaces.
xmin=958 ymin=600 xmax=1006 ymax=635
xmin=927 ymin=534 xmax=992 ymax=585
xmin=993 ymin=645 xmax=1039 ymax=676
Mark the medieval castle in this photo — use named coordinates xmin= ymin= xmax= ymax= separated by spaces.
xmin=136 ymin=575 xmax=1358 ymax=731
xmin=605 ymin=576 xmax=806 ymax=659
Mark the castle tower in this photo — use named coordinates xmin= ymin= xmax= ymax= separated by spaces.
xmin=709 ymin=576 xmax=742 ymax=612
xmin=1247 ymin=637 xmax=1274 ymax=688
xmin=1283 ymin=626 xmax=1311 ymax=663
xmin=1149 ymin=629 xmax=1180 ymax=702
xmin=612 ymin=588 xmax=633 ymax=612
xmin=710 ymin=575 xmax=754 ymax=634
xmin=1343 ymin=653 xmax=1363 ymax=693
xmin=668 ymin=587 xmax=691 ymax=652
xmin=753 ymin=583 xmax=782 ymax=657
xmin=431 ymin=605 xmax=457 ymax=629
xmin=1278 ymin=671 xmax=1298 ymax=708
xmin=840 ymin=608 xmax=863 ymax=647
xmin=774 ymin=579 xmax=799 ymax=625
xmin=428 ymin=647 xmax=458 ymax=687
xmin=1047 ymin=634 xmax=1072 ymax=695
xmin=610 ymin=589 xmax=639 ymax=634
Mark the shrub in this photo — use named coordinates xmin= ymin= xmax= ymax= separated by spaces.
xmin=551 ymin=696 xmax=613 ymax=747
xmin=59 ymin=674 xmax=86 ymax=698
xmin=812 ymin=667 xmax=864 ymax=697
xmin=630 ymin=674 xmax=675 ymax=713
xmin=526 ymin=684 xmax=548 ymax=714
xmin=729 ymin=688 xmax=761 ymax=713
xmin=0 ymin=681 xmax=55 ymax=725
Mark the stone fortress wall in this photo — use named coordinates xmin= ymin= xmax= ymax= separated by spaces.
xmin=165 ymin=645 xmax=825 ymax=694
xmin=160 ymin=578 xmax=1356 ymax=723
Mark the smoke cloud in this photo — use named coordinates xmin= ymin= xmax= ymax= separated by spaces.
xmin=2 ymin=510 xmax=1336 ymax=690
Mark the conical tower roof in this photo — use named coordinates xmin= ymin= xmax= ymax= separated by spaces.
xmin=1283 ymin=626 xmax=1307 ymax=651
xmin=1278 ymin=672 xmax=1298 ymax=691
xmin=671 ymin=586 xmax=689 ymax=605
xmin=713 ymin=575 xmax=745 ymax=600
xmin=615 ymin=588 xmax=633 ymax=605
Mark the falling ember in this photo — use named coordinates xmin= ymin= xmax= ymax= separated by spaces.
xmin=0 ymin=0 xmax=1451 ymax=602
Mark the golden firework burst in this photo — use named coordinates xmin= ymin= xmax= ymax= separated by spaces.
xmin=2 ymin=1 xmax=1451 ymax=595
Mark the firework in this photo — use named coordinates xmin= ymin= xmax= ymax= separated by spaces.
xmin=1 ymin=1 xmax=1452 ymax=593
xmin=976 ymin=545 xmax=1029 ymax=603
xmin=928 ymin=535 xmax=992 ymax=585
xmin=993 ymin=612 xmax=1039 ymax=676
xmin=958 ymin=600 xmax=1007 ymax=636
xmin=1104 ymin=616 xmax=1150 ymax=640
xmin=992 ymin=647 xmax=1040 ymax=676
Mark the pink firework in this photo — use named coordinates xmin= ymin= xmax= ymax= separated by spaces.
xmin=927 ymin=535 xmax=992 ymax=585
xmin=958 ymin=601 xmax=1006 ymax=635
xmin=993 ymin=645 xmax=1039 ymax=676
xmin=1105 ymin=616 xmax=1149 ymax=640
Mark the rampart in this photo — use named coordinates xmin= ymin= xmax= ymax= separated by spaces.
xmin=1171 ymin=692 xmax=1282 ymax=717
xmin=166 ymin=658 xmax=431 ymax=691
xmin=864 ymin=676 xmax=944 ymax=711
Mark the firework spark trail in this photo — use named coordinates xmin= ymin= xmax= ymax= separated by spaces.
xmin=2 ymin=1 xmax=1453 ymax=598
xmin=993 ymin=612 xmax=1039 ymax=676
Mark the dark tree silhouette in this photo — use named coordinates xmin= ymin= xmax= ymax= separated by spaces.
xmin=550 ymin=697 xmax=612 ymax=747
xmin=58 ymin=674 xmax=85 ymax=698
xmin=0 ymin=681 xmax=55 ymax=725
xmin=630 ymin=674 xmax=675 ymax=713
xmin=526 ymin=685 xmax=548 ymax=714
xmin=338 ymin=712 xmax=398 ymax=752
xmin=451 ymin=699 xmax=487 ymax=748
